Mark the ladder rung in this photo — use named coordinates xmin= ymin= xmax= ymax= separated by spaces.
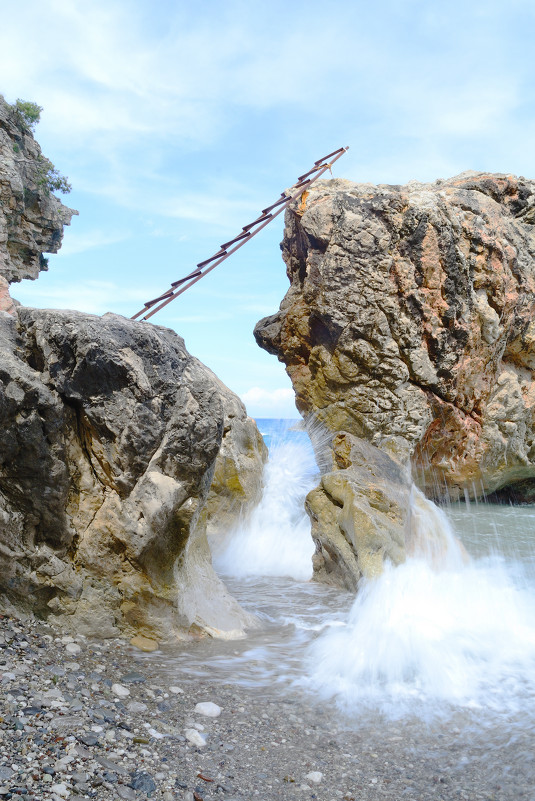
xmin=297 ymin=166 xmax=322 ymax=182
xmin=314 ymin=147 xmax=345 ymax=165
xmin=292 ymin=178 xmax=311 ymax=190
xmin=197 ymin=250 xmax=227 ymax=269
xmin=172 ymin=270 xmax=202 ymax=287
xmin=243 ymin=213 xmax=272 ymax=231
xmin=261 ymin=196 xmax=288 ymax=215
xmin=220 ymin=231 xmax=251 ymax=250
xmin=146 ymin=289 xmax=174 ymax=305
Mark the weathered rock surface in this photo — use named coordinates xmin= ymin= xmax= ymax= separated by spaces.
xmin=0 ymin=95 xmax=76 ymax=285
xmin=200 ymin=369 xmax=267 ymax=540
xmin=256 ymin=172 xmax=535 ymax=502
xmin=307 ymin=432 xmax=409 ymax=590
xmin=0 ymin=306 xmax=262 ymax=641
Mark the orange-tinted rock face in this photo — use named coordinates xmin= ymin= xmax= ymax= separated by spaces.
xmin=0 ymin=276 xmax=16 ymax=315
xmin=255 ymin=172 xmax=535 ymax=501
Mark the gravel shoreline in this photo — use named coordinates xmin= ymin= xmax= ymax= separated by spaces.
xmin=0 ymin=612 xmax=533 ymax=801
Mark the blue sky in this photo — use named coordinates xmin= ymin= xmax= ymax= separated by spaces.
xmin=1 ymin=0 xmax=534 ymax=418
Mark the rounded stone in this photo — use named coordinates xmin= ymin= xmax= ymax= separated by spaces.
xmin=194 ymin=701 xmax=221 ymax=718
xmin=111 ymin=683 xmax=130 ymax=698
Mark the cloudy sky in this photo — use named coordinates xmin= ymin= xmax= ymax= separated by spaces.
xmin=2 ymin=0 xmax=533 ymax=417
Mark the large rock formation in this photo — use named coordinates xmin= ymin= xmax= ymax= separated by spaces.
xmin=0 ymin=93 xmax=267 ymax=641
xmin=0 ymin=96 xmax=76 ymax=291
xmin=0 ymin=307 xmax=264 ymax=641
xmin=256 ymin=172 xmax=535 ymax=504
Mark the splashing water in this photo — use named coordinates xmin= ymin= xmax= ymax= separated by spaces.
xmin=207 ymin=420 xmax=535 ymax=726
xmin=302 ymin=488 xmax=535 ymax=721
xmin=213 ymin=422 xmax=316 ymax=580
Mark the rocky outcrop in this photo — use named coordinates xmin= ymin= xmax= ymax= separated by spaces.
xmin=307 ymin=432 xmax=409 ymax=590
xmin=0 ymin=95 xmax=268 ymax=640
xmin=0 ymin=307 xmax=262 ymax=642
xmin=256 ymin=172 xmax=535 ymax=503
xmin=0 ymin=96 xmax=76 ymax=285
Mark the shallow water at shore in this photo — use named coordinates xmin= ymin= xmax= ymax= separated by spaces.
xmin=143 ymin=508 xmax=535 ymax=730
xmin=130 ymin=419 xmax=535 ymax=800
xmin=132 ymin=497 xmax=535 ymax=799
xmin=2 ymin=415 xmax=534 ymax=799
xmin=142 ymin=420 xmax=535 ymax=747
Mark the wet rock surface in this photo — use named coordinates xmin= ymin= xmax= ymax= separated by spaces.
xmin=0 ymin=611 xmax=531 ymax=801
xmin=306 ymin=433 xmax=410 ymax=590
xmin=0 ymin=307 xmax=263 ymax=642
xmin=255 ymin=172 xmax=535 ymax=502
xmin=200 ymin=371 xmax=267 ymax=541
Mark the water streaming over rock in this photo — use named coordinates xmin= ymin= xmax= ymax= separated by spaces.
xmin=213 ymin=420 xmax=316 ymax=581
xmin=157 ymin=421 xmax=535 ymax=734
xmin=303 ymin=483 xmax=535 ymax=721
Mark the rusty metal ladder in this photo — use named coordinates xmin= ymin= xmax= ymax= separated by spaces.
xmin=131 ymin=146 xmax=349 ymax=321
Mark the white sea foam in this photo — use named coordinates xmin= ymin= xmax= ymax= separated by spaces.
xmin=212 ymin=424 xmax=535 ymax=724
xmin=301 ymin=490 xmax=535 ymax=720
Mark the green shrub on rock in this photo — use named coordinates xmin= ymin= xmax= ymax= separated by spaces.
xmin=37 ymin=155 xmax=72 ymax=195
xmin=11 ymin=98 xmax=71 ymax=195
xmin=14 ymin=99 xmax=42 ymax=131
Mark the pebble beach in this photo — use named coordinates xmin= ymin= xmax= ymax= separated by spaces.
xmin=0 ymin=613 xmax=533 ymax=801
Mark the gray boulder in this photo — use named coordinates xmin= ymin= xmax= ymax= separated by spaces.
xmin=0 ymin=307 xmax=262 ymax=642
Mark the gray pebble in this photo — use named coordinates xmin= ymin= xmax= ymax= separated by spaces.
xmin=120 ymin=672 xmax=146 ymax=684
xmin=117 ymin=787 xmax=137 ymax=801
xmin=74 ymin=745 xmax=93 ymax=759
xmin=21 ymin=706 xmax=41 ymax=715
xmin=130 ymin=771 xmax=157 ymax=793
xmin=95 ymin=755 xmax=130 ymax=776
xmin=74 ymin=782 xmax=93 ymax=794
xmin=46 ymin=665 xmax=65 ymax=677
xmin=126 ymin=701 xmax=147 ymax=713
xmin=78 ymin=732 xmax=99 ymax=746
xmin=71 ymin=772 xmax=89 ymax=784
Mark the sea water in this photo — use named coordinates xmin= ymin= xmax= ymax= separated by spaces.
xmin=148 ymin=419 xmax=535 ymax=732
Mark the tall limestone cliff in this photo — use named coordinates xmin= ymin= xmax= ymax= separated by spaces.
xmin=255 ymin=172 xmax=535 ymax=588
xmin=0 ymin=95 xmax=266 ymax=642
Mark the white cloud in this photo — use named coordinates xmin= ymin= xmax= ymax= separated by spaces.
xmin=0 ymin=1 xmax=358 ymax=147
xmin=14 ymin=279 xmax=150 ymax=316
xmin=1 ymin=0 xmax=530 ymax=218
xmin=240 ymin=386 xmax=297 ymax=418
xmin=56 ymin=229 xmax=130 ymax=257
